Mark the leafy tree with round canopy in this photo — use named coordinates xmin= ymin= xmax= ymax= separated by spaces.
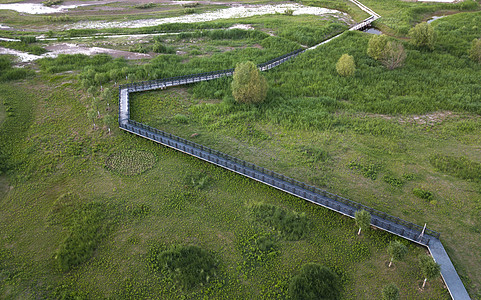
xmin=409 ymin=22 xmax=436 ymax=50
xmin=336 ymin=54 xmax=355 ymax=77
xmin=367 ymin=35 xmax=406 ymax=69
xmin=289 ymin=263 xmax=341 ymax=300
xmin=382 ymin=283 xmax=400 ymax=300
xmin=367 ymin=34 xmax=389 ymax=60
xmin=468 ymin=38 xmax=481 ymax=63
xmin=354 ymin=209 xmax=371 ymax=235
xmin=231 ymin=61 xmax=268 ymax=104
xmin=419 ymin=254 xmax=441 ymax=289
xmin=387 ymin=240 xmax=407 ymax=267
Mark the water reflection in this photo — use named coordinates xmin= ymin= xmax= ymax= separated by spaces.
xmin=427 ymin=15 xmax=445 ymax=23
xmin=363 ymin=27 xmax=382 ymax=35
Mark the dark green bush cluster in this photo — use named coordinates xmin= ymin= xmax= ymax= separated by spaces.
xmin=178 ymin=28 xmax=269 ymax=41
xmin=430 ymin=154 xmax=481 ymax=181
xmin=135 ymin=2 xmax=155 ymax=9
xmin=149 ymin=245 xmax=218 ymax=289
xmin=252 ymin=203 xmax=308 ymax=240
xmin=289 ymin=263 xmax=341 ymax=300
xmin=0 ymin=56 xmax=34 ymax=83
xmin=412 ymin=188 xmax=434 ymax=201
xmin=19 ymin=36 xmax=36 ymax=43
xmin=44 ymin=14 xmax=71 ymax=22
xmin=55 ymin=202 xmax=108 ymax=272
xmin=129 ymin=42 xmax=175 ymax=54
xmin=382 ymin=175 xmax=404 ymax=187
xmin=42 ymin=0 xmax=63 ymax=6
xmin=240 ymin=233 xmax=280 ymax=264
xmin=348 ymin=160 xmax=382 ymax=180
xmin=0 ymin=41 xmax=46 ymax=55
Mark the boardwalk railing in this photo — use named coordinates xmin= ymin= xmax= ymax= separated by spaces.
xmin=121 ymin=119 xmax=440 ymax=245
xmin=116 ymin=3 xmax=473 ymax=297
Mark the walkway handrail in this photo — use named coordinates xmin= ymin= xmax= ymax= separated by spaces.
xmin=124 ymin=118 xmax=440 ymax=240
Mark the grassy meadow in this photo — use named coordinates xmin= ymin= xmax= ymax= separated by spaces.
xmin=0 ymin=77 xmax=449 ymax=299
xmin=1 ymin=0 xmax=481 ymax=298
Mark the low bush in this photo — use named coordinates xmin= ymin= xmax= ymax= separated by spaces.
xmin=135 ymin=2 xmax=155 ymax=9
xmin=149 ymin=245 xmax=218 ymax=289
xmin=251 ymin=203 xmax=308 ymax=240
xmin=289 ymin=263 xmax=341 ymax=300
xmin=412 ymin=188 xmax=434 ymax=201
xmin=348 ymin=160 xmax=382 ymax=180
xmin=383 ymin=175 xmax=404 ymax=187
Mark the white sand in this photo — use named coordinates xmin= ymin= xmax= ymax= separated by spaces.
xmin=0 ymin=3 xmax=89 ymax=14
xmin=0 ymin=43 xmax=150 ymax=63
xmin=69 ymin=4 xmax=344 ymax=29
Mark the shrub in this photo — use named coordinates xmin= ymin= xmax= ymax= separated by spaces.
xmin=409 ymin=22 xmax=436 ymax=50
xmin=367 ymin=34 xmax=389 ymax=60
xmin=412 ymin=188 xmax=434 ymax=201
xmin=383 ymin=175 xmax=404 ymax=187
xmin=231 ymin=61 xmax=268 ymax=104
xmin=152 ymin=42 xmax=175 ymax=54
xmin=284 ymin=9 xmax=294 ymax=16
xmin=468 ymin=38 xmax=481 ymax=63
xmin=135 ymin=2 xmax=155 ymax=9
xmin=367 ymin=35 xmax=406 ymax=69
xmin=19 ymin=36 xmax=36 ymax=43
xmin=150 ymin=245 xmax=218 ymax=289
xmin=336 ymin=54 xmax=355 ymax=77
xmin=0 ymin=56 xmax=11 ymax=70
xmin=381 ymin=41 xmax=406 ymax=70
xmin=289 ymin=264 xmax=341 ymax=300
xmin=251 ymin=203 xmax=308 ymax=240
xmin=382 ymin=283 xmax=400 ymax=300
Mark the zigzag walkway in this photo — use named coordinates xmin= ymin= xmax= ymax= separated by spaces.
xmin=117 ymin=5 xmax=471 ymax=300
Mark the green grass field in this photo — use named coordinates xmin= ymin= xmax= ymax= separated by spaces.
xmin=1 ymin=0 xmax=481 ymax=298
xmin=0 ymin=78 xmax=450 ymax=299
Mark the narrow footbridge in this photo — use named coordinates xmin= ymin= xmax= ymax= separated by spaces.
xmin=117 ymin=3 xmax=471 ymax=299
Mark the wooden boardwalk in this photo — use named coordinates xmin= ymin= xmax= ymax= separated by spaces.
xmin=117 ymin=2 xmax=471 ymax=299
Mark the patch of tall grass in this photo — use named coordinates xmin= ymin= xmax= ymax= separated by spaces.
xmin=429 ymin=154 xmax=481 ymax=181
xmin=251 ymin=203 xmax=309 ymax=240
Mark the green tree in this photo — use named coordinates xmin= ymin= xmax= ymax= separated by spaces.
xmin=87 ymin=108 xmax=97 ymax=129
xmin=289 ymin=263 xmax=341 ymax=300
xmin=387 ymin=240 xmax=407 ymax=267
xmin=100 ymin=87 xmax=111 ymax=111
xmin=354 ymin=209 xmax=371 ymax=235
xmin=231 ymin=61 xmax=268 ymax=104
xmin=382 ymin=283 xmax=400 ymax=300
xmin=367 ymin=34 xmax=389 ymax=60
xmin=336 ymin=54 xmax=355 ymax=77
xmin=468 ymin=38 xmax=481 ymax=63
xmin=409 ymin=22 xmax=436 ymax=50
xmin=368 ymin=35 xmax=407 ymax=70
xmin=419 ymin=255 xmax=441 ymax=289
xmin=103 ymin=114 xmax=114 ymax=134
xmin=381 ymin=41 xmax=406 ymax=70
